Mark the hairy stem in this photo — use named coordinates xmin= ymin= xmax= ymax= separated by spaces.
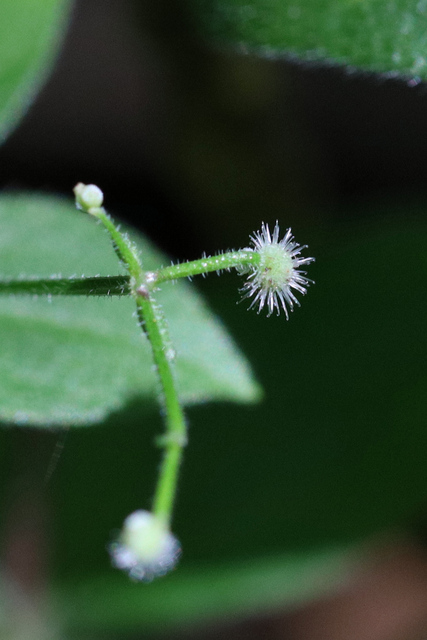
xmin=86 ymin=203 xmax=187 ymax=528
xmin=88 ymin=208 xmax=142 ymax=288
xmin=150 ymin=250 xmax=260 ymax=286
xmin=0 ymin=251 xmax=259 ymax=299
xmin=0 ymin=275 xmax=130 ymax=297
xmin=135 ymin=290 xmax=186 ymax=526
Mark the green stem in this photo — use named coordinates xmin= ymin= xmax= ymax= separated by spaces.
xmin=149 ymin=250 xmax=259 ymax=286
xmin=89 ymin=208 xmax=142 ymax=287
xmin=135 ymin=291 xmax=186 ymax=526
xmin=0 ymin=275 xmax=130 ymax=297
xmin=86 ymin=204 xmax=187 ymax=528
xmin=0 ymin=250 xmax=259 ymax=298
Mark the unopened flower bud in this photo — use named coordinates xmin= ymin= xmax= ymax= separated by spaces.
xmin=74 ymin=183 xmax=104 ymax=212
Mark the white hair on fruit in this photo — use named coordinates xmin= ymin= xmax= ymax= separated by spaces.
xmin=109 ymin=510 xmax=181 ymax=582
xmin=239 ymin=222 xmax=314 ymax=318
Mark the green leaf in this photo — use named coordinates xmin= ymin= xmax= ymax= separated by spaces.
xmin=0 ymin=0 xmax=70 ymax=143
xmin=0 ymin=193 xmax=261 ymax=426
xmin=187 ymin=0 xmax=427 ymax=79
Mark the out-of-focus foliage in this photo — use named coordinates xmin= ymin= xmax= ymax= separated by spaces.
xmin=188 ymin=0 xmax=427 ymax=79
xmin=0 ymin=0 xmax=69 ymax=142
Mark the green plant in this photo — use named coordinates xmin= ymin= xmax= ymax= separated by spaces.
xmin=2 ymin=180 xmax=313 ymax=581
xmin=3 ymin=0 xmax=427 ymax=638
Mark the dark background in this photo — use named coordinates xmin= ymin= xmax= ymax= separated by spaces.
xmin=3 ymin=0 xmax=427 ymax=253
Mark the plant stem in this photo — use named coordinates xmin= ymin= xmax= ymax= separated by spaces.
xmin=134 ymin=291 xmax=186 ymax=527
xmin=0 ymin=275 xmax=130 ymax=296
xmin=88 ymin=208 xmax=142 ymax=288
xmin=149 ymin=250 xmax=260 ymax=285
xmin=0 ymin=251 xmax=259 ymax=298
xmin=87 ymin=204 xmax=187 ymax=528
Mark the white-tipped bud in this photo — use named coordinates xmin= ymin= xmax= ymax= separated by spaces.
xmin=109 ymin=510 xmax=181 ymax=582
xmin=74 ymin=183 xmax=104 ymax=212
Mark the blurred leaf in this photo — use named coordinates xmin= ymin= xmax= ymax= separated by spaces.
xmin=52 ymin=206 xmax=427 ymax=633
xmin=0 ymin=193 xmax=261 ymax=426
xmin=0 ymin=0 xmax=70 ymax=143
xmin=61 ymin=547 xmax=355 ymax=634
xmin=188 ymin=0 xmax=427 ymax=79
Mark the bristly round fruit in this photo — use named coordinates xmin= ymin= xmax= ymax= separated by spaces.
xmin=109 ymin=510 xmax=181 ymax=582
xmin=239 ymin=222 xmax=314 ymax=318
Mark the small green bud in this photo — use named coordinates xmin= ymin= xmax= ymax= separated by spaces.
xmin=74 ymin=182 xmax=104 ymax=212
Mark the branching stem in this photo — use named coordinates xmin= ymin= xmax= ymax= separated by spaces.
xmin=86 ymin=205 xmax=188 ymax=528
xmin=0 ymin=252 xmax=260 ymax=297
